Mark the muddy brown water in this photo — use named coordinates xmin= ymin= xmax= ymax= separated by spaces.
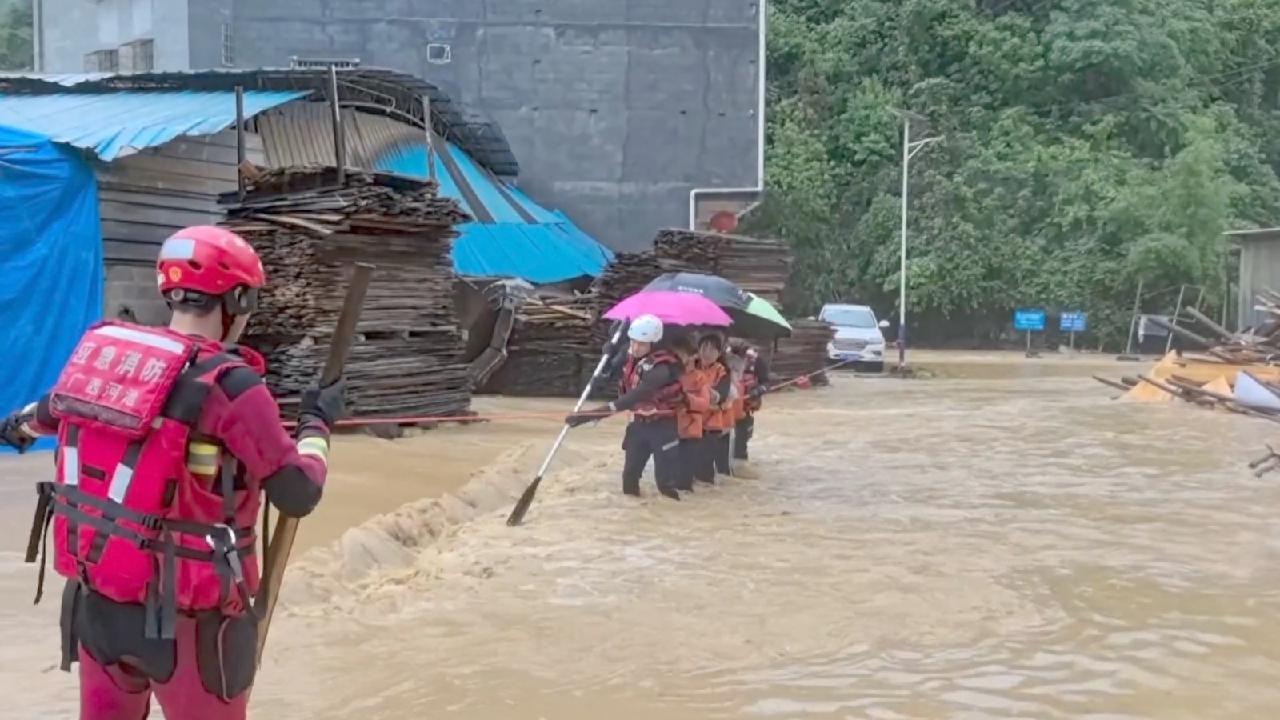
xmin=3 ymin=352 xmax=1280 ymax=719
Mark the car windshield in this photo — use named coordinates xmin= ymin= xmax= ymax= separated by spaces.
xmin=821 ymin=307 xmax=876 ymax=328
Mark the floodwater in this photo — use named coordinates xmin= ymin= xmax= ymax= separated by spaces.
xmin=3 ymin=351 xmax=1280 ymax=719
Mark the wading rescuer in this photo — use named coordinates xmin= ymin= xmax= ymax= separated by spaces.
xmin=566 ymin=314 xmax=683 ymax=500
xmin=730 ymin=340 xmax=770 ymax=478
xmin=0 ymin=226 xmax=345 ymax=720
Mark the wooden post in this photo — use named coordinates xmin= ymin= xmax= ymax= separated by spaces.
xmin=423 ymin=94 xmax=437 ymax=183
xmin=329 ymin=64 xmax=346 ymax=186
xmin=1165 ymin=284 xmax=1186 ymax=354
xmin=1121 ymin=279 xmax=1144 ymax=359
xmin=255 ymin=263 xmax=374 ymax=664
xmin=235 ymin=86 xmax=246 ymax=202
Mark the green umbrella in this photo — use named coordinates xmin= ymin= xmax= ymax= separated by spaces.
xmin=744 ymin=293 xmax=792 ymax=337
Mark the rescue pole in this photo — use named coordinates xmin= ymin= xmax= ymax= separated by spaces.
xmin=506 ymin=322 xmax=628 ymax=526
xmin=255 ymin=262 xmax=374 ymax=663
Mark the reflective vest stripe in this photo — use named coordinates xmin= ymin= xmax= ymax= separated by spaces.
xmin=106 ymin=465 xmax=135 ymax=504
xmin=62 ymin=447 xmax=80 ymax=487
xmin=297 ymin=436 xmax=330 ymax=465
xmin=93 ymin=325 xmax=188 ymax=355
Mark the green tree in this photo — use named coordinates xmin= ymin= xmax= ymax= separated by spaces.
xmin=745 ymin=0 xmax=1280 ymax=347
xmin=0 ymin=0 xmax=32 ymax=72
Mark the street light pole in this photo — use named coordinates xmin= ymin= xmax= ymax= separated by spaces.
xmin=898 ymin=117 xmax=910 ymax=369
xmin=896 ymin=115 xmax=940 ymax=369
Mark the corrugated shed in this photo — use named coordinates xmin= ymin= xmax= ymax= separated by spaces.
xmin=0 ymin=68 xmax=518 ymax=176
xmin=254 ymin=103 xmax=422 ymax=171
xmin=0 ymin=91 xmax=306 ymax=160
xmin=254 ymin=103 xmax=613 ymax=283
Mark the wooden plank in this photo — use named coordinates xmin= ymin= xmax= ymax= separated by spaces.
xmin=101 ymin=219 xmax=181 ymax=245
xmin=99 ymin=200 xmax=221 ymax=229
xmin=97 ymin=167 xmax=234 ymax=196
xmin=108 ymin=153 xmax=238 ymax=183
xmin=98 ymin=189 xmax=222 ymax=214
xmin=103 ymin=238 xmax=165 ymax=263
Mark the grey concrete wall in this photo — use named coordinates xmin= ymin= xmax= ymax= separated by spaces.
xmin=38 ymin=0 xmax=191 ymax=71
xmin=188 ymin=0 xmax=234 ymax=70
xmin=104 ymin=264 xmax=168 ymax=326
xmin=229 ymin=0 xmax=761 ymax=251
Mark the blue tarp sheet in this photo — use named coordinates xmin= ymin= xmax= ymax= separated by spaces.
xmin=376 ymin=143 xmax=613 ymax=283
xmin=0 ymin=124 xmax=103 ymax=451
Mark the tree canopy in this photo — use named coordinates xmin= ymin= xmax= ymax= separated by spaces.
xmin=745 ymin=0 xmax=1280 ymax=345
xmin=0 ymin=0 xmax=32 ymax=71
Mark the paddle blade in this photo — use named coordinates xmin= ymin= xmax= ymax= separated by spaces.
xmin=506 ymin=475 xmax=544 ymax=526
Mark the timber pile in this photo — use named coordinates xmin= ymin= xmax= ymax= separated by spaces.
xmin=480 ymin=293 xmax=601 ymax=397
xmin=592 ymin=250 xmax=672 ymax=310
xmin=770 ymin=320 xmax=835 ymax=386
xmin=223 ymin=167 xmax=474 ymax=419
xmin=653 ymin=229 xmax=794 ymax=305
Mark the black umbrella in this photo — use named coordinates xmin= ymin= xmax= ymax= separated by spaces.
xmin=643 ymin=272 xmax=791 ymax=339
xmin=644 ymin=272 xmax=750 ymax=309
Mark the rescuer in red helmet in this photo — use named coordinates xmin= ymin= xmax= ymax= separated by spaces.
xmin=0 ymin=225 xmax=344 ymax=720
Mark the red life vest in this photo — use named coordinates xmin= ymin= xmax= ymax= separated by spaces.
xmin=25 ymin=321 xmax=265 ymax=640
xmin=619 ymin=350 xmax=683 ymax=416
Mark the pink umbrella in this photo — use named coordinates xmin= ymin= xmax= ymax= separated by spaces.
xmin=604 ymin=290 xmax=732 ymax=327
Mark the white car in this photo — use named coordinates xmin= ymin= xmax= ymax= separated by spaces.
xmin=820 ymin=303 xmax=890 ymax=372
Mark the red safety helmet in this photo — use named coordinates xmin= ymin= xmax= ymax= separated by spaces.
xmin=156 ymin=226 xmax=265 ymax=314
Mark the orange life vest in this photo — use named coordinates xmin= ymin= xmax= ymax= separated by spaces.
xmin=702 ymin=361 xmax=731 ymax=432
xmin=676 ymin=366 xmax=712 ymax=439
xmin=620 ymin=350 xmax=683 ymax=416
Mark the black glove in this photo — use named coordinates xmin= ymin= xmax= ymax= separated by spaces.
xmin=565 ymin=405 xmax=610 ymax=428
xmin=299 ymin=376 xmax=347 ymax=427
xmin=749 ymin=385 xmax=767 ymax=399
xmin=0 ymin=415 xmax=35 ymax=453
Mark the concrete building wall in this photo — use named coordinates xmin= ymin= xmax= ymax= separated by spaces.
xmin=38 ymin=0 xmax=190 ymax=72
xmin=188 ymin=0 xmax=235 ymax=70
xmin=229 ymin=0 xmax=762 ymax=251
xmin=35 ymin=0 xmax=763 ymax=252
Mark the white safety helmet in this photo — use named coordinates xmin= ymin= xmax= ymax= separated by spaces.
xmin=628 ymin=314 xmax=664 ymax=343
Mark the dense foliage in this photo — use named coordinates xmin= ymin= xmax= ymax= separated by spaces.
xmin=0 ymin=0 xmax=31 ymax=71
xmin=745 ymin=0 xmax=1280 ymax=345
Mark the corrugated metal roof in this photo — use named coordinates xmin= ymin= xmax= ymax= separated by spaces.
xmin=0 ymin=91 xmax=308 ymax=160
xmin=0 ymin=68 xmax=518 ymax=175
xmin=375 ymin=144 xmax=613 ymax=283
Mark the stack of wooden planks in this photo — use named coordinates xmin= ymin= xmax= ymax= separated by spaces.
xmin=592 ymin=251 xmax=672 ymax=310
xmin=652 ymin=228 xmax=793 ymax=305
xmin=769 ymin=320 xmax=836 ymax=386
xmin=222 ymin=167 xmax=474 ymax=420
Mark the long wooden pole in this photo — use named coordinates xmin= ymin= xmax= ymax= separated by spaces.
xmin=329 ymin=64 xmax=346 ymax=186
xmin=255 ymin=262 xmax=374 ymax=663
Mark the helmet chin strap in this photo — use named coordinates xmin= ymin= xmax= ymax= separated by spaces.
xmin=219 ymin=309 xmax=235 ymax=343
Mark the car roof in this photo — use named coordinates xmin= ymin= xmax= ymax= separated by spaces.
xmin=821 ymin=303 xmax=872 ymax=311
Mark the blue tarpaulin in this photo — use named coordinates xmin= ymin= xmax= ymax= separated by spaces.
xmin=376 ymin=143 xmax=613 ymax=283
xmin=0 ymin=124 xmax=103 ymax=450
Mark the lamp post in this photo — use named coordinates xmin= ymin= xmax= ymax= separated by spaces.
xmin=895 ymin=113 xmax=941 ymax=369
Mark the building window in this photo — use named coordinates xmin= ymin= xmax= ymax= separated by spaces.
xmin=83 ymin=49 xmax=119 ymax=73
xmin=119 ymin=39 xmax=154 ymax=72
xmin=221 ymin=22 xmax=234 ymax=66
xmin=426 ymin=43 xmax=451 ymax=65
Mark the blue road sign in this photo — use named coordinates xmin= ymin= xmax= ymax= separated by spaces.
xmin=1014 ymin=308 xmax=1046 ymax=332
xmin=1060 ymin=311 xmax=1088 ymax=333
